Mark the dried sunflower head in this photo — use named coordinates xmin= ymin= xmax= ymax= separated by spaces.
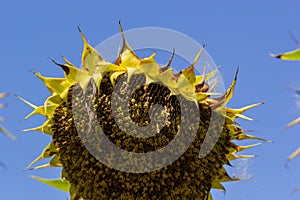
xmin=22 ymin=24 xmax=264 ymax=200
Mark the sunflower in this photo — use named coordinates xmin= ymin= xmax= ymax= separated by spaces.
xmin=22 ymin=24 xmax=264 ymax=200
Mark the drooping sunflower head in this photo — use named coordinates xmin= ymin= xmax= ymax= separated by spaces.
xmin=22 ymin=24 xmax=265 ymax=200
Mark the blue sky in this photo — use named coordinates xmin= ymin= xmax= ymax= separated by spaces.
xmin=1 ymin=1 xmax=300 ymax=199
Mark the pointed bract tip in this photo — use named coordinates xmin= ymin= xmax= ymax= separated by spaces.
xmin=226 ymin=161 xmax=233 ymax=167
xmin=118 ymin=20 xmax=123 ymax=30
xmin=28 ymin=68 xmax=37 ymax=75
xmin=234 ymin=67 xmax=239 ymax=80
xmin=167 ymin=48 xmax=175 ymax=65
xmin=161 ymin=49 xmax=175 ymax=72
xmin=50 ymin=59 xmax=70 ymax=75
xmin=77 ymin=25 xmax=88 ymax=44
xmin=152 ymin=50 xmax=157 ymax=56
xmin=269 ymin=52 xmax=282 ymax=59
xmin=50 ymin=58 xmax=61 ymax=66
xmin=192 ymin=45 xmax=206 ymax=67
xmin=77 ymin=25 xmax=82 ymax=33
xmin=118 ymin=22 xmax=127 ymax=48
xmin=14 ymin=94 xmax=19 ymax=98
xmin=118 ymin=20 xmax=125 ymax=36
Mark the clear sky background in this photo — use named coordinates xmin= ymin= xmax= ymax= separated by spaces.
xmin=1 ymin=1 xmax=300 ymax=200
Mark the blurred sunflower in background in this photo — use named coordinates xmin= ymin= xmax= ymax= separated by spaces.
xmin=272 ymin=39 xmax=300 ymax=161
xmin=0 ymin=92 xmax=15 ymax=140
xmin=0 ymin=92 xmax=15 ymax=169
